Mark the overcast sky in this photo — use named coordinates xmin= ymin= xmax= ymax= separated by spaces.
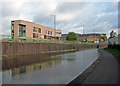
xmin=0 ymin=0 xmax=119 ymax=37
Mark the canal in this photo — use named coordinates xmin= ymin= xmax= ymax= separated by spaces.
xmin=2 ymin=49 xmax=98 ymax=84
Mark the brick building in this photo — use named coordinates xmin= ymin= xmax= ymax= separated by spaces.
xmin=11 ymin=20 xmax=61 ymax=40
xmin=61 ymin=33 xmax=105 ymax=43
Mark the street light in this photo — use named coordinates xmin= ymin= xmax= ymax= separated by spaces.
xmin=51 ymin=15 xmax=56 ymax=42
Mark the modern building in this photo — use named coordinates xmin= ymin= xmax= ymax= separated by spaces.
xmin=11 ymin=20 xmax=62 ymax=40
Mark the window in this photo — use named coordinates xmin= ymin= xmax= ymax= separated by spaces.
xmin=33 ymin=27 xmax=35 ymax=31
xmin=36 ymin=28 xmax=38 ymax=32
xmin=36 ymin=34 xmax=38 ymax=38
xmin=44 ymin=35 xmax=47 ymax=39
xmin=51 ymin=31 xmax=52 ymax=35
xmin=48 ymin=31 xmax=50 ymax=34
xmin=48 ymin=31 xmax=52 ymax=35
xmin=33 ymin=33 xmax=35 ymax=38
xmin=23 ymin=32 xmax=26 ymax=37
xmin=39 ymin=28 xmax=41 ymax=33
xmin=19 ymin=24 xmax=26 ymax=37
xmin=12 ymin=24 xmax=14 ymax=39
xmin=55 ymin=32 xmax=61 ymax=34
xmin=12 ymin=24 xmax=14 ymax=30
xmin=33 ymin=33 xmax=38 ymax=38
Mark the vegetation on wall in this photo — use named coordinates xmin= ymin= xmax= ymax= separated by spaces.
xmin=101 ymin=35 xmax=107 ymax=41
xmin=66 ymin=32 xmax=78 ymax=41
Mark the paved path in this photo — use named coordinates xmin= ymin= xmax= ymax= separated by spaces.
xmin=82 ymin=49 xmax=120 ymax=84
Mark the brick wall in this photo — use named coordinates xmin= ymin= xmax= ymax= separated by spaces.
xmin=1 ymin=42 xmax=108 ymax=56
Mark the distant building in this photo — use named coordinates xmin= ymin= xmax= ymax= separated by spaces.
xmin=86 ymin=35 xmax=99 ymax=43
xmin=61 ymin=33 xmax=105 ymax=43
xmin=110 ymin=30 xmax=117 ymax=38
xmin=11 ymin=20 xmax=62 ymax=40
xmin=108 ymin=36 xmax=120 ymax=45
xmin=108 ymin=30 xmax=119 ymax=45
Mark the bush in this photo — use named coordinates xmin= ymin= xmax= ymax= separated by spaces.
xmin=108 ymin=44 xmax=120 ymax=50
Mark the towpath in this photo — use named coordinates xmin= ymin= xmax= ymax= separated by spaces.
xmin=69 ymin=49 xmax=120 ymax=84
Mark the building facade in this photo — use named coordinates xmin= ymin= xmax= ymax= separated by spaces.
xmin=11 ymin=20 xmax=61 ymax=40
xmin=61 ymin=33 xmax=105 ymax=43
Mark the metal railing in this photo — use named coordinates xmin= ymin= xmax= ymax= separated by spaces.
xmin=0 ymin=35 xmax=107 ymax=44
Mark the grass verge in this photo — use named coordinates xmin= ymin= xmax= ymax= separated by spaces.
xmin=104 ymin=47 xmax=120 ymax=63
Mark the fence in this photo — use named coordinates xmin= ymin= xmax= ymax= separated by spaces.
xmin=0 ymin=35 xmax=107 ymax=44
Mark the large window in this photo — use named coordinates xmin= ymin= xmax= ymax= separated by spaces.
xmin=19 ymin=24 xmax=26 ymax=37
xmin=12 ymin=24 xmax=14 ymax=39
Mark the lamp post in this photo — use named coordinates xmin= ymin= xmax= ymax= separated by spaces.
xmin=51 ymin=15 xmax=56 ymax=42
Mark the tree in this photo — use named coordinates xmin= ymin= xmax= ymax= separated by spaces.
xmin=109 ymin=35 xmax=116 ymax=39
xmin=113 ymin=35 xmax=116 ymax=38
xmin=66 ymin=32 xmax=78 ymax=41
xmin=101 ymin=35 xmax=107 ymax=42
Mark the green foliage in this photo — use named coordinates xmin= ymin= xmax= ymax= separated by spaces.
xmin=66 ymin=32 xmax=78 ymax=41
xmin=101 ymin=35 xmax=107 ymax=41
xmin=113 ymin=35 xmax=116 ymax=38
xmin=109 ymin=35 xmax=116 ymax=39
xmin=118 ymin=34 xmax=120 ymax=36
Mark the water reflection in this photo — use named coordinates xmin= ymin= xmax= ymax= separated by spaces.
xmin=2 ymin=53 xmax=63 ymax=77
xmin=2 ymin=49 xmax=98 ymax=84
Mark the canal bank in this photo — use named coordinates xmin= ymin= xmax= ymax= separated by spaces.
xmin=68 ymin=49 xmax=119 ymax=84
xmin=1 ymin=42 xmax=107 ymax=56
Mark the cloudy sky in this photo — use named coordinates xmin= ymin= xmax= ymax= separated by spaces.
xmin=0 ymin=0 xmax=119 ymax=37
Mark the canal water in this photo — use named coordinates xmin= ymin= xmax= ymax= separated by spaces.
xmin=1 ymin=49 xmax=98 ymax=84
